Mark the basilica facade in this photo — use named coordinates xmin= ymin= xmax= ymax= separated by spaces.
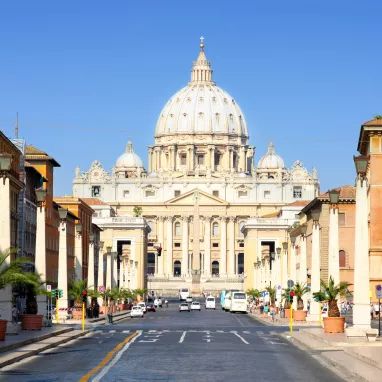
xmin=72 ymin=41 xmax=320 ymax=294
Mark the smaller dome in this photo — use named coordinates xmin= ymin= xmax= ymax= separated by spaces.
xmin=148 ymin=172 xmax=158 ymax=178
xmin=258 ymin=141 xmax=285 ymax=169
xmin=116 ymin=141 xmax=144 ymax=169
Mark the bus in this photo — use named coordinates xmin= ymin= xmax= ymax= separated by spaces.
xmin=179 ymin=288 xmax=189 ymax=301
xmin=220 ymin=290 xmax=227 ymax=309
xmin=230 ymin=291 xmax=248 ymax=313
xmin=222 ymin=289 xmax=240 ymax=311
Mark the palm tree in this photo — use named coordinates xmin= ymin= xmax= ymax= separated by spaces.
xmin=68 ymin=279 xmax=88 ymax=308
xmin=246 ymin=288 xmax=260 ymax=301
xmin=134 ymin=288 xmax=147 ymax=301
xmin=282 ymin=288 xmax=291 ymax=309
xmin=293 ymin=282 xmax=310 ymax=310
xmin=264 ymin=285 xmax=276 ymax=305
xmin=23 ymin=272 xmax=47 ymax=315
xmin=313 ymin=277 xmax=352 ymax=317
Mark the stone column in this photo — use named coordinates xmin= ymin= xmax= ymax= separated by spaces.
xmin=35 ymin=206 xmax=47 ymax=317
xmin=282 ymin=248 xmax=288 ymax=289
xmin=113 ymin=254 xmax=118 ymax=288
xmin=166 ymin=217 xmax=173 ymax=276
xmin=97 ymin=246 xmax=104 ymax=307
xmin=58 ymin=219 xmax=68 ymax=309
xmin=74 ymin=230 xmax=82 ymax=281
xmin=157 ymin=217 xmax=164 ymax=276
xmin=134 ymin=261 xmax=139 ymax=289
xmin=88 ymin=239 xmax=95 ymax=288
xmin=106 ymin=251 xmax=112 ymax=289
xmin=290 ymin=244 xmax=297 ymax=309
xmin=228 ymin=217 xmax=236 ymax=276
xmin=328 ymin=207 xmax=340 ymax=286
xmin=220 ymin=217 xmax=227 ymax=277
xmin=299 ymin=236 xmax=308 ymax=311
xmin=129 ymin=259 xmax=134 ymax=289
xmin=181 ymin=216 xmax=189 ymax=276
xmin=204 ymin=217 xmax=211 ymax=276
xmin=347 ymin=177 xmax=374 ymax=336
xmin=307 ymin=223 xmax=320 ymax=322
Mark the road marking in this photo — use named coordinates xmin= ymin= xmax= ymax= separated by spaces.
xmin=231 ymin=331 xmax=249 ymax=345
xmin=270 ymin=331 xmax=278 ymax=335
xmin=139 ymin=339 xmax=159 ymax=343
xmin=256 ymin=330 xmax=264 ymax=336
xmin=243 ymin=331 xmax=251 ymax=334
xmin=179 ymin=331 xmax=187 ymax=343
xmin=148 ymin=330 xmax=157 ymax=332
xmin=109 ymin=330 xmax=116 ymax=333
xmin=122 ymin=330 xmax=130 ymax=333
xmin=205 ymin=339 xmax=211 ymax=343
xmin=79 ymin=331 xmax=139 ymax=382
xmin=270 ymin=341 xmax=288 ymax=345
xmin=216 ymin=330 xmax=224 ymax=333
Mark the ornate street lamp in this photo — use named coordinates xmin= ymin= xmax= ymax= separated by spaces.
xmin=290 ymin=236 xmax=296 ymax=246
xmin=353 ymin=155 xmax=369 ymax=180
xmin=276 ymin=247 xmax=281 ymax=255
xmin=0 ymin=152 xmax=12 ymax=184
xmin=35 ymin=187 xmax=47 ymax=211
xmin=282 ymin=242 xmax=288 ymax=251
xmin=89 ymin=233 xmax=94 ymax=244
xmin=76 ymin=223 xmax=82 ymax=234
xmin=311 ymin=209 xmax=320 ymax=223
xmin=300 ymin=224 xmax=307 ymax=236
xmin=106 ymin=246 xmax=112 ymax=254
xmin=328 ymin=189 xmax=340 ymax=204
xmin=58 ymin=207 xmax=68 ymax=221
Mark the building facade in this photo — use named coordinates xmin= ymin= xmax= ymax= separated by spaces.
xmin=73 ymin=42 xmax=320 ymax=294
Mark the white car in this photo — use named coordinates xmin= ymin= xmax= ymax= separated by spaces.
xmin=191 ymin=301 xmax=201 ymax=311
xmin=154 ymin=298 xmax=162 ymax=307
xmin=205 ymin=296 xmax=216 ymax=310
xmin=179 ymin=303 xmax=190 ymax=312
xmin=137 ymin=302 xmax=147 ymax=313
xmin=186 ymin=296 xmax=193 ymax=303
xmin=130 ymin=306 xmax=144 ymax=318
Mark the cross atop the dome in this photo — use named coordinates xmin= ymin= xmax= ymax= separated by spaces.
xmin=200 ymin=36 xmax=204 ymax=44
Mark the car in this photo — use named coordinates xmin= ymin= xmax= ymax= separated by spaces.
xmin=137 ymin=302 xmax=147 ymax=313
xmin=179 ymin=303 xmax=190 ymax=312
xmin=205 ymin=296 xmax=216 ymax=310
xmin=154 ymin=298 xmax=162 ymax=308
xmin=130 ymin=306 xmax=144 ymax=318
xmin=191 ymin=301 xmax=201 ymax=311
xmin=146 ymin=303 xmax=156 ymax=312
xmin=186 ymin=296 xmax=193 ymax=303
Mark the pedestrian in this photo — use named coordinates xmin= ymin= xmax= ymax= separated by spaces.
xmin=264 ymin=304 xmax=269 ymax=317
xmin=270 ymin=305 xmax=275 ymax=322
xmin=259 ymin=303 xmax=264 ymax=316
xmin=94 ymin=301 xmax=100 ymax=318
xmin=375 ymin=303 xmax=380 ymax=318
xmin=11 ymin=305 xmax=19 ymax=325
xmin=108 ymin=306 xmax=114 ymax=325
xmin=370 ymin=303 xmax=374 ymax=320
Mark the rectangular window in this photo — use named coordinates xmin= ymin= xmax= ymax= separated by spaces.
xmin=238 ymin=190 xmax=247 ymax=198
xmin=181 ymin=154 xmax=187 ymax=166
xmin=214 ymin=153 xmax=220 ymax=166
xmin=338 ymin=213 xmax=345 ymax=226
xmin=174 ymin=242 xmax=181 ymax=248
xmin=339 ymin=250 xmax=346 ymax=267
xmin=239 ymin=243 xmax=244 ymax=248
xmin=212 ymin=243 xmax=219 ymax=248
xmin=264 ymin=190 xmax=271 ymax=199
xmin=148 ymin=243 xmax=153 ymax=247
xmin=293 ymin=186 xmax=302 ymax=199
xmin=123 ymin=190 xmax=130 ymax=198
xmin=92 ymin=186 xmax=101 ymax=197
xmin=197 ymin=154 xmax=204 ymax=165
xmin=174 ymin=190 xmax=181 ymax=197
xmin=213 ymin=190 xmax=219 ymax=197
xmin=145 ymin=190 xmax=155 ymax=198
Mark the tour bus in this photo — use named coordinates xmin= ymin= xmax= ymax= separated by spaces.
xmin=223 ymin=289 xmax=240 ymax=311
xmin=220 ymin=290 xmax=227 ymax=309
xmin=179 ymin=288 xmax=189 ymax=301
xmin=229 ymin=291 xmax=248 ymax=313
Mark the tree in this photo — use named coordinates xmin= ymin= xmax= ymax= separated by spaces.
xmin=292 ymin=282 xmax=310 ymax=310
xmin=68 ymin=279 xmax=89 ymax=308
xmin=134 ymin=288 xmax=147 ymax=301
xmin=133 ymin=206 xmax=142 ymax=217
xmin=282 ymin=288 xmax=291 ymax=309
xmin=23 ymin=272 xmax=47 ymax=315
xmin=246 ymin=288 xmax=260 ymax=300
xmin=265 ymin=285 xmax=276 ymax=305
xmin=313 ymin=276 xmax=352 ymax=317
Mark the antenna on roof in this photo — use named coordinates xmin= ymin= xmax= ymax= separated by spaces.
xmin=15 ymin=112 xmax=19 ymax=138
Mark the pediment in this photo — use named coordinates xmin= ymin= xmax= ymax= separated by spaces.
xmin=166 ymin=189 xmax=228 ymax=205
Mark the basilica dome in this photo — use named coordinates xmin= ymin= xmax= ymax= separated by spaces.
xmin=258 ymin=141 xmax=285 ymax=169
xmin=116 ymin=140 xmax=144 ymax=169
xmin=155 ymin=42 xmax=248 ymax=137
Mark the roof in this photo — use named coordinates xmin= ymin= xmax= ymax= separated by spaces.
xmin=80 ymin=198 xmax=109 ymax=206
xmin=24 ymin=161 xmax=48 ymax=181
xmin=25 ymin=145 xmax=61 ymax=167
xmin=53 ymin=201 xmax=79 ymax=220
xmin=362 ymin=118 xmax=382 ymax=127
xmin=287 ymin=200 xmax=311 ymax=207
xmin=0 ymin=131 xmax=22 ymax=155
xmin=358 ymin=118 xmax=382 ymax=154
xmin=260 ymin=211 xmax=280 ymax=218
xmin=54 ymin=196 xmax=95 ymax=214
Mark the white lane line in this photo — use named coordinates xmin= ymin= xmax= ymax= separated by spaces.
xmin=232 ymin=331 xmax=249 ymax=345
xmin=93 ymin=330 xmax=143 ymax=382
xmin=109 ymin=330 xmax=116 ymax=333
xmin=216 ymin=330 xmax=224 ymax=333
xmin=122 ymin=330 xmax=130 ymax=333
xmin=243 ymin=331 xmax=251 ymax=334
xmin=148 ymin=330 xmax=157 ymax=332
xmin=270 ymin=331 xmax=278 ymax=336
xmin=179 ymin=331 xmax=187 ymax=343
xmin=256 ymin=330 xmax=264 ymax=336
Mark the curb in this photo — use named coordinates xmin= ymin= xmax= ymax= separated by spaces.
xmin=0 ymin=328 xmax=74 ymax=354
xmin=344 ymin=348 xmax=382 ymax=371
xmin=0 ymin=329 xmax=91 ymax=369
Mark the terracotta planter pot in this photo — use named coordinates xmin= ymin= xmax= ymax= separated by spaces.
xmin=293 ymin=310 xmax=307 ymax=321
xmin=285 ymin=309 xmax=290 ymax=318
xmin=274 ymin=307 xmax=279 ymax=314
xmin=0 ymin=319 xmax=7 ymax=340
xmin=323 ymin=317 xmax=345 ymax=333
xmin=118 ymin=304 xmax=124 ymax=311
xmin=112 ymin=306 xmax=117 ymax=313
xmin=21 ymin=314 xmax=43 ymax=330
xmin=72 ymin=309 xmax=83 ymax=320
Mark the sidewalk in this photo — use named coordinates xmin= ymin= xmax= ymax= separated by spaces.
xmin=249 ymin=310 xmax=321 ymax=327
xmin=52 ymin=309 xmax=131 ymax=325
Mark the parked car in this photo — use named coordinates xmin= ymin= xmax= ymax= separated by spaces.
xmin=205 ymin=296 xmax=216 ymax=310
xmin=186 ymin=296 xmax=193 ymax=303
xmin=146 ymin=303 xmax=156 ymax=312
xmin=130 ymin=306 xmax=144 ymax=318
xmin=179 ymin=303 xmax=190 ymax=312
xmin=191 ymin=301 xmax=201 ymax=311
xmin=137 ymin=302 xmax=147 ymax=313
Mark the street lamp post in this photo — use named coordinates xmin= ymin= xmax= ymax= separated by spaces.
xmin=106 ymin=246 xmax=112 ymax=289
xmin=282 ymin=241 xmax=288 ymax=289
xmin=328 ymin=189 xmax=340 ymax=286
xmin=269 ymin=251 xmax=275 ymax=289
xmin=58 ymin=208 xmax=69 ymax=309
xmin=88 ymin=233 xmax=95 ymax=303
xmin=75 ymin=223 xmax=83 ymax=281
xmin=299 ymin=224 xmax=308 ymax=310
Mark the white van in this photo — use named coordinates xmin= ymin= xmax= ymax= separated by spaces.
xmin=205 ymin=296 xmax=216 ymax=310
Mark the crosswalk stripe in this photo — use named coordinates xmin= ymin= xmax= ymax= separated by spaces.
xmin=109 ymin=330 xmax=116 ymax=333
xmin=256 ymin=330 xmax=264 ymax=335
xmin=243 ymin=331 xmax=251 ymax=334
xmin=122 ymin=330 xmax=130 ymax=333
xmin=270 ymin=331 xmax=278 ymax=336
xmin=216 ymin=330 xmax=224 ymax=333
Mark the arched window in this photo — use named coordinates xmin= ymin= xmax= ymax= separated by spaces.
xmin=174 ymin=222 xmax=181 ymax=236
xmin=212 ymin=222 xmax=219 ymax=236
xmin=339 ymin=250 xmax=346 ymax=267
xmin=238 ymin=253 xmax=244 ymax=274
xmin=147 ymin=253 xmax=155 ymax=275
xmin=174 ymin=260 xmax=181 ymax=276
xmin=212 ymin=261 xmax=219 ymax=276
xmin=148 ymin=221 xmax=154 ymax=235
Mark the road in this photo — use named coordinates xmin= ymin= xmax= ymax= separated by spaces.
xmin=0 ymin=299 xmax=345 ymax=382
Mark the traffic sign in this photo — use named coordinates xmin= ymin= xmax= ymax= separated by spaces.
xmin=46 ymin=285 xmax=51 ymax=292
xmin=277 ymin=285 xmax=282 ymax=290
xmin=376 ymin=284 xmax=382 ymax=299
xmin=287 ymin=279 xmax=294 ymax=288
xmin=98 ymin=285 xmax=105 ymax=293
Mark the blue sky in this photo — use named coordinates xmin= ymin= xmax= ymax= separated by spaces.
xmin=0 ymin=1 xmax=381 ymax=195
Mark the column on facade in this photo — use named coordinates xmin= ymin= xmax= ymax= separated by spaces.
xmin=347 ymin=176 xmax=372 ymax=335
xmin=129 ymin=260 xmax=134 ymax=289
xmin=203 ymin=217 xmax=211 ymax=276
xmin=282 ymin=247 xmax=288 ymax=289
xmin=88 ymin=239 xmax=95 ymax=304
xmin=106 ymin=251 xmax=112 ymax=289
xmin=151 ymin=148 xmax=157 ymax=172
xmin=97 ymin=246 xmax=104 ymax=308
xmin=219 ymin=217 xmax=227 ymax=277
xmin=148 ymin=148 xmax=153 ymax=173
xmin=157 ymin=217 xmax=164 ymax=276
xmin=328 ymin=206 xmax=340 ymax=286
xmin=74 ymin=230 xmax=82 ymax=281
xmin=113 ymin=255 xmax=118 ymax=287
xmin=299 ymin=235 xmax=308 ymax=311
xmin=290 ymin=243 xmax=297 ymax=309
xmin=181 ymin=216 xmax=189 ymax=276
xmin=35 ymin=205 xmax=47 ymax=317
xmin=58 ymin=219 xmax=68 ymax=309
xmin=307 ymin=223 xmax=321 ymax=322
xmin=228 ymin=217 xmax=236 ymax=276
xmin=134 ymin=261 xmax=139 ymax=289
xmin=166 ymin=217 xmax=173 ymax=276
xmin=273 ymin=253 xmax=281 ymax=290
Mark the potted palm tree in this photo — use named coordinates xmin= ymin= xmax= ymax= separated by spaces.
xmin=282 ymin=289 xmax=292 ymax=318
xmin=313 ymin=276 xmax=352 ymax=333
xmin=68 ymin=279 xmax=88 ymax=320
xmin=292 ymin=282 xmax=309 ymax=321
xmin=134 ymin=288 xmax=147 ymax=302
xmin=0 ymin=249 xmax=41 ymax=338
xmin=265 ymin=285 xmax=277 ymax=311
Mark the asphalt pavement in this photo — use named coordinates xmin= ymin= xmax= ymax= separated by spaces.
xmin=0 ymin=298 xmax=346 ymax=382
